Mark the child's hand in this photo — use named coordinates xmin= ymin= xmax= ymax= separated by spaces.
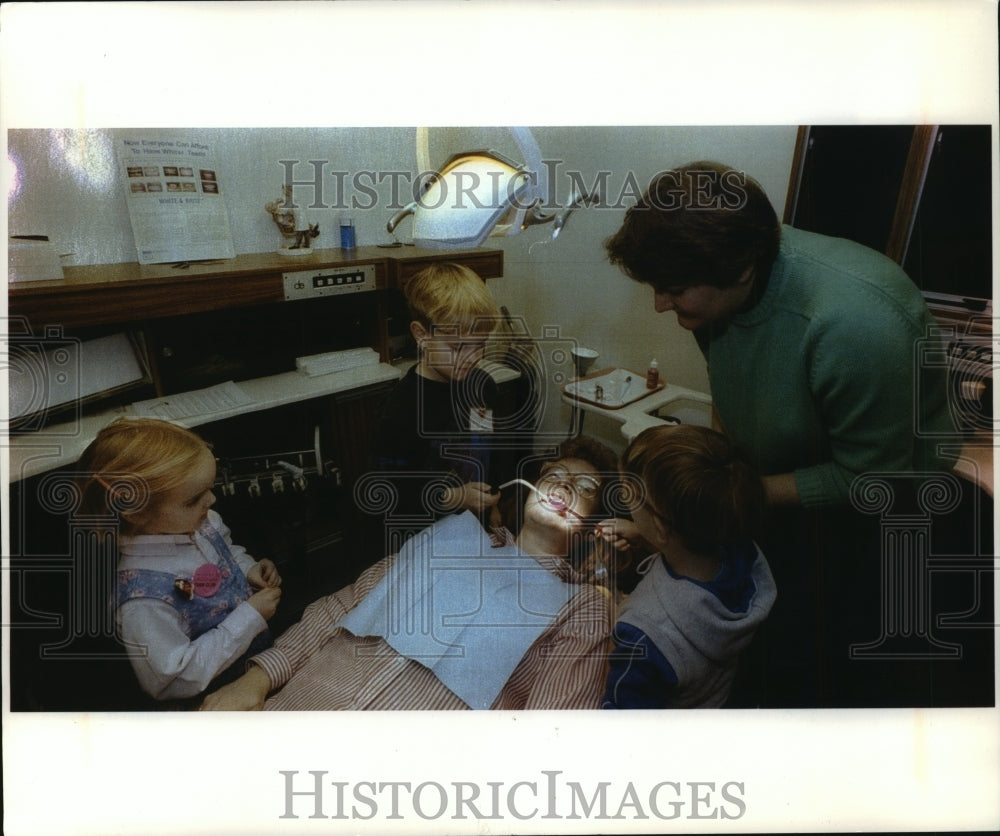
xmin=248 ymin=559 xmax=282 ymax=589
xmin=247 ymin=586 xmax=281 ymax=620
xmin=445 ymin=481 xmax=500 ymax=513
xmin=595 ymin=518 xmax=643 ymax=551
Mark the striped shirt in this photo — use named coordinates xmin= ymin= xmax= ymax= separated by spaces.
xmin=253 ymin=532 xmax=612 ymax=710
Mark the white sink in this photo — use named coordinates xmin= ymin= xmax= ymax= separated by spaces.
xmin=646 ymin=395 xmax=712 ymax=427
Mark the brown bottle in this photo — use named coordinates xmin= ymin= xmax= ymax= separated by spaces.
xmin=646 ymin=359 xmax=660 ymax=389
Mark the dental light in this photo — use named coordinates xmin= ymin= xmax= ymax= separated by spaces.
xmin=386 ymin=127 xmax=597 ymax=250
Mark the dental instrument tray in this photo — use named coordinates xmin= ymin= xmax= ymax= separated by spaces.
xmin=562 ymin=367 xmax=663 ymax=409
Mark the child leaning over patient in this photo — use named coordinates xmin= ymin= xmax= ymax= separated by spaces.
xmin=77 ymin=417 xmax=282 ymax=702
xmin=598 ymin=424 xmax=777 ymax=709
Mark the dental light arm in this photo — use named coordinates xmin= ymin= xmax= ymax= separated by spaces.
xmin=386 ymin=128 xmax=596 ymax=249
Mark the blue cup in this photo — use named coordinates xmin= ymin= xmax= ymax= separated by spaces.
xmin=339 ymin=219 xmax=356 ymax=250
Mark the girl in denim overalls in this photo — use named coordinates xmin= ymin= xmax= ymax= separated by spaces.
xmin=78 ymin=418 xmax=282 ymax=702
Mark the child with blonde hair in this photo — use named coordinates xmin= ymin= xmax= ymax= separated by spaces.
xmin=370 ymin=262 xmax=504 ymax=520
xmin=77 ymin=417 xmax=282 ymax=702
xmin=599 ymin=424 xmax=777 ymax=708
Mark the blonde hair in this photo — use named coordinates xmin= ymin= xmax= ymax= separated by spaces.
xmin=76 ymin=417 xmax=213 ymax=532
xmin=622 ymin=424 xmax=764 ymax=551
xmin=404 ymin=262 xmax=501 ymax=334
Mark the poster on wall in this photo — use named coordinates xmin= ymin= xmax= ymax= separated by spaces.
xmin=117 ymin=133 xmax=236 ymax=264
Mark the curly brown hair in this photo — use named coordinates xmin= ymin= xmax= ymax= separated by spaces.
xmin=605 ymin=160 xmax=780 ymax=292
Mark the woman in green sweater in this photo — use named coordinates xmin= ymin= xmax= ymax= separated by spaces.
xmin=604 ymin=161 xmax=985 ymax=708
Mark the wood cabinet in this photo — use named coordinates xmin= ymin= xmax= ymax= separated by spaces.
xmin=8 ymin=245 xmax=503 ymax=398
xmin=389 ymin=247 xmax=505 ymax=290
xmin=9 ymin=245 xmax=503 ymax=327
xmin=7 ymin=244 xmax=504 ymax=481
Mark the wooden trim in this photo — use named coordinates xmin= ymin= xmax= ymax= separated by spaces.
xmin=372 ymin=292 xmax=392 ymax=363
xmin=11 ymin=272 xmax=285 ymax=329
xmin=10 ymin=247 xmax=390 ymax=293
xmin=782 ymin=126 xmax=811 ymax=225
xmin=8 ymin=247 xmax=502 ymax=331
xmin=885 ymin=125 xmax=937 ymax=264
xmin=390 ymin=248 xmax=505 ymax=290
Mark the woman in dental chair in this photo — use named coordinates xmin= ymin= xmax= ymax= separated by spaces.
xmin=199 ymin=437 xmax=619 ymax=711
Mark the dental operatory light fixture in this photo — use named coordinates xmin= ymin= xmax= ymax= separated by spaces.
xmin=386 ymin=127 xmax=597 ymax=250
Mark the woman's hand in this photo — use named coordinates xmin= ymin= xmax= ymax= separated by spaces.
xmin=247 ymin=586 xmax=282 ymax=620
xmin=762 ymin=472 xmax=802 ymax=508
xmin=248 ymin=559 xmax=282 ymax=589
xmin=199 ymin=666 xmax=271 ymax=711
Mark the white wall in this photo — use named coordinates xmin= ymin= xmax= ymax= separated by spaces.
xmin=7 ymin=125 xmax=798 ymax=453
xmin=6 ymin=127 xmax=419 ymax=264
xmin=479 ymin=126 xmax=798 ymax=451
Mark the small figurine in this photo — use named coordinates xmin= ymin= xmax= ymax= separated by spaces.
xmin=266 ymin=184 xmax=320 ymax=254
xmin=294 ymin=223 xmax=320 ymax=249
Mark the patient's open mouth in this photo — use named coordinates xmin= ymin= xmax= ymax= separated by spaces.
xmin=498 ymin=479 xmax=584 ymax=521
xmin=541 ymin=486 xmax=584 ymax=519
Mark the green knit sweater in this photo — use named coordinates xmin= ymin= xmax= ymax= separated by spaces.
xmin=699 ymin=225 xmax=956 ymax=509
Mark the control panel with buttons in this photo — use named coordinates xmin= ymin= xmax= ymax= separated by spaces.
xmin=282 ymin=264 xmax=376 ymax=301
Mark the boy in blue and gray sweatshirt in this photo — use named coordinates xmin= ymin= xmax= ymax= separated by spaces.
xmin=599 ymin=424 xmax=776 ymax=708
